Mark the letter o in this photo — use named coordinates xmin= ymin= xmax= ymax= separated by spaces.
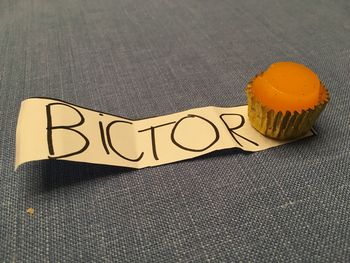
xmin=171 ymin=114 xmax=219 ymax=152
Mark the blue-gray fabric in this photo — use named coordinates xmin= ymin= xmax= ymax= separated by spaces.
xmin=1 ymin=0 xmax=350 ymax=262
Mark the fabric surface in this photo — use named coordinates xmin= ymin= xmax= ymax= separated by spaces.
xmin=1 ymin=0 xmax=350 ymax=262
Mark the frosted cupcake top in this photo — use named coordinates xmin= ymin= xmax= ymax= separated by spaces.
xmin=251 ymin=62 xmax=321 ymax=113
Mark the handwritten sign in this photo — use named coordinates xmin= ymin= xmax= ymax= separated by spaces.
xmin=15 ymin=98 xmax=313 ymax=169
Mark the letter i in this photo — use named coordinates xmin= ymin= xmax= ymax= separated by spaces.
xmin=99 ymin=114 xmax=110 ymax=155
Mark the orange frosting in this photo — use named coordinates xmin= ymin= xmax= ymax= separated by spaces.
xmin=251 ymin=62 xmax=321 ymax=113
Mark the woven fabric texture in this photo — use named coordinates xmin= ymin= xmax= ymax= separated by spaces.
xmin=1 ymin=0 xmax=350 ymax=262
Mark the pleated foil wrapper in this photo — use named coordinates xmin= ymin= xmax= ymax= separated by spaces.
xmin=246 ymin=78 xmax=329 ymax=140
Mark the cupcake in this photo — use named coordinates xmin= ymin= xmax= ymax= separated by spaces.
xmin=246 ymin=62 xmax=329 ymax=140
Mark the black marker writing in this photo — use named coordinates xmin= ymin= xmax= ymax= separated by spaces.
xmin=46 ymin=103 xmax=90 ymax=159
xmin=44 ymin=99 xmax=262 ymax=165
xmin=220 ymin=113 xmax=258 ymax=147
xmin=98 ymin=113 xmax=110 ymax=155
xmin=171 ymin=114 xmax=220 ymax=152
xmin=106 ymin=120 xmax=144 ymax=162
xmin=138 ymin=121 xmax=176 ymax=161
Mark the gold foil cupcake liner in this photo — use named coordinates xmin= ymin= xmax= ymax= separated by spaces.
xmin=246 ymin=78 xmax=329 ymax=140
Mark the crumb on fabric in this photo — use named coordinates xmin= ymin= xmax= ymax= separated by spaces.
xmin=26 ymin=207 xmax=34 ymax=216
